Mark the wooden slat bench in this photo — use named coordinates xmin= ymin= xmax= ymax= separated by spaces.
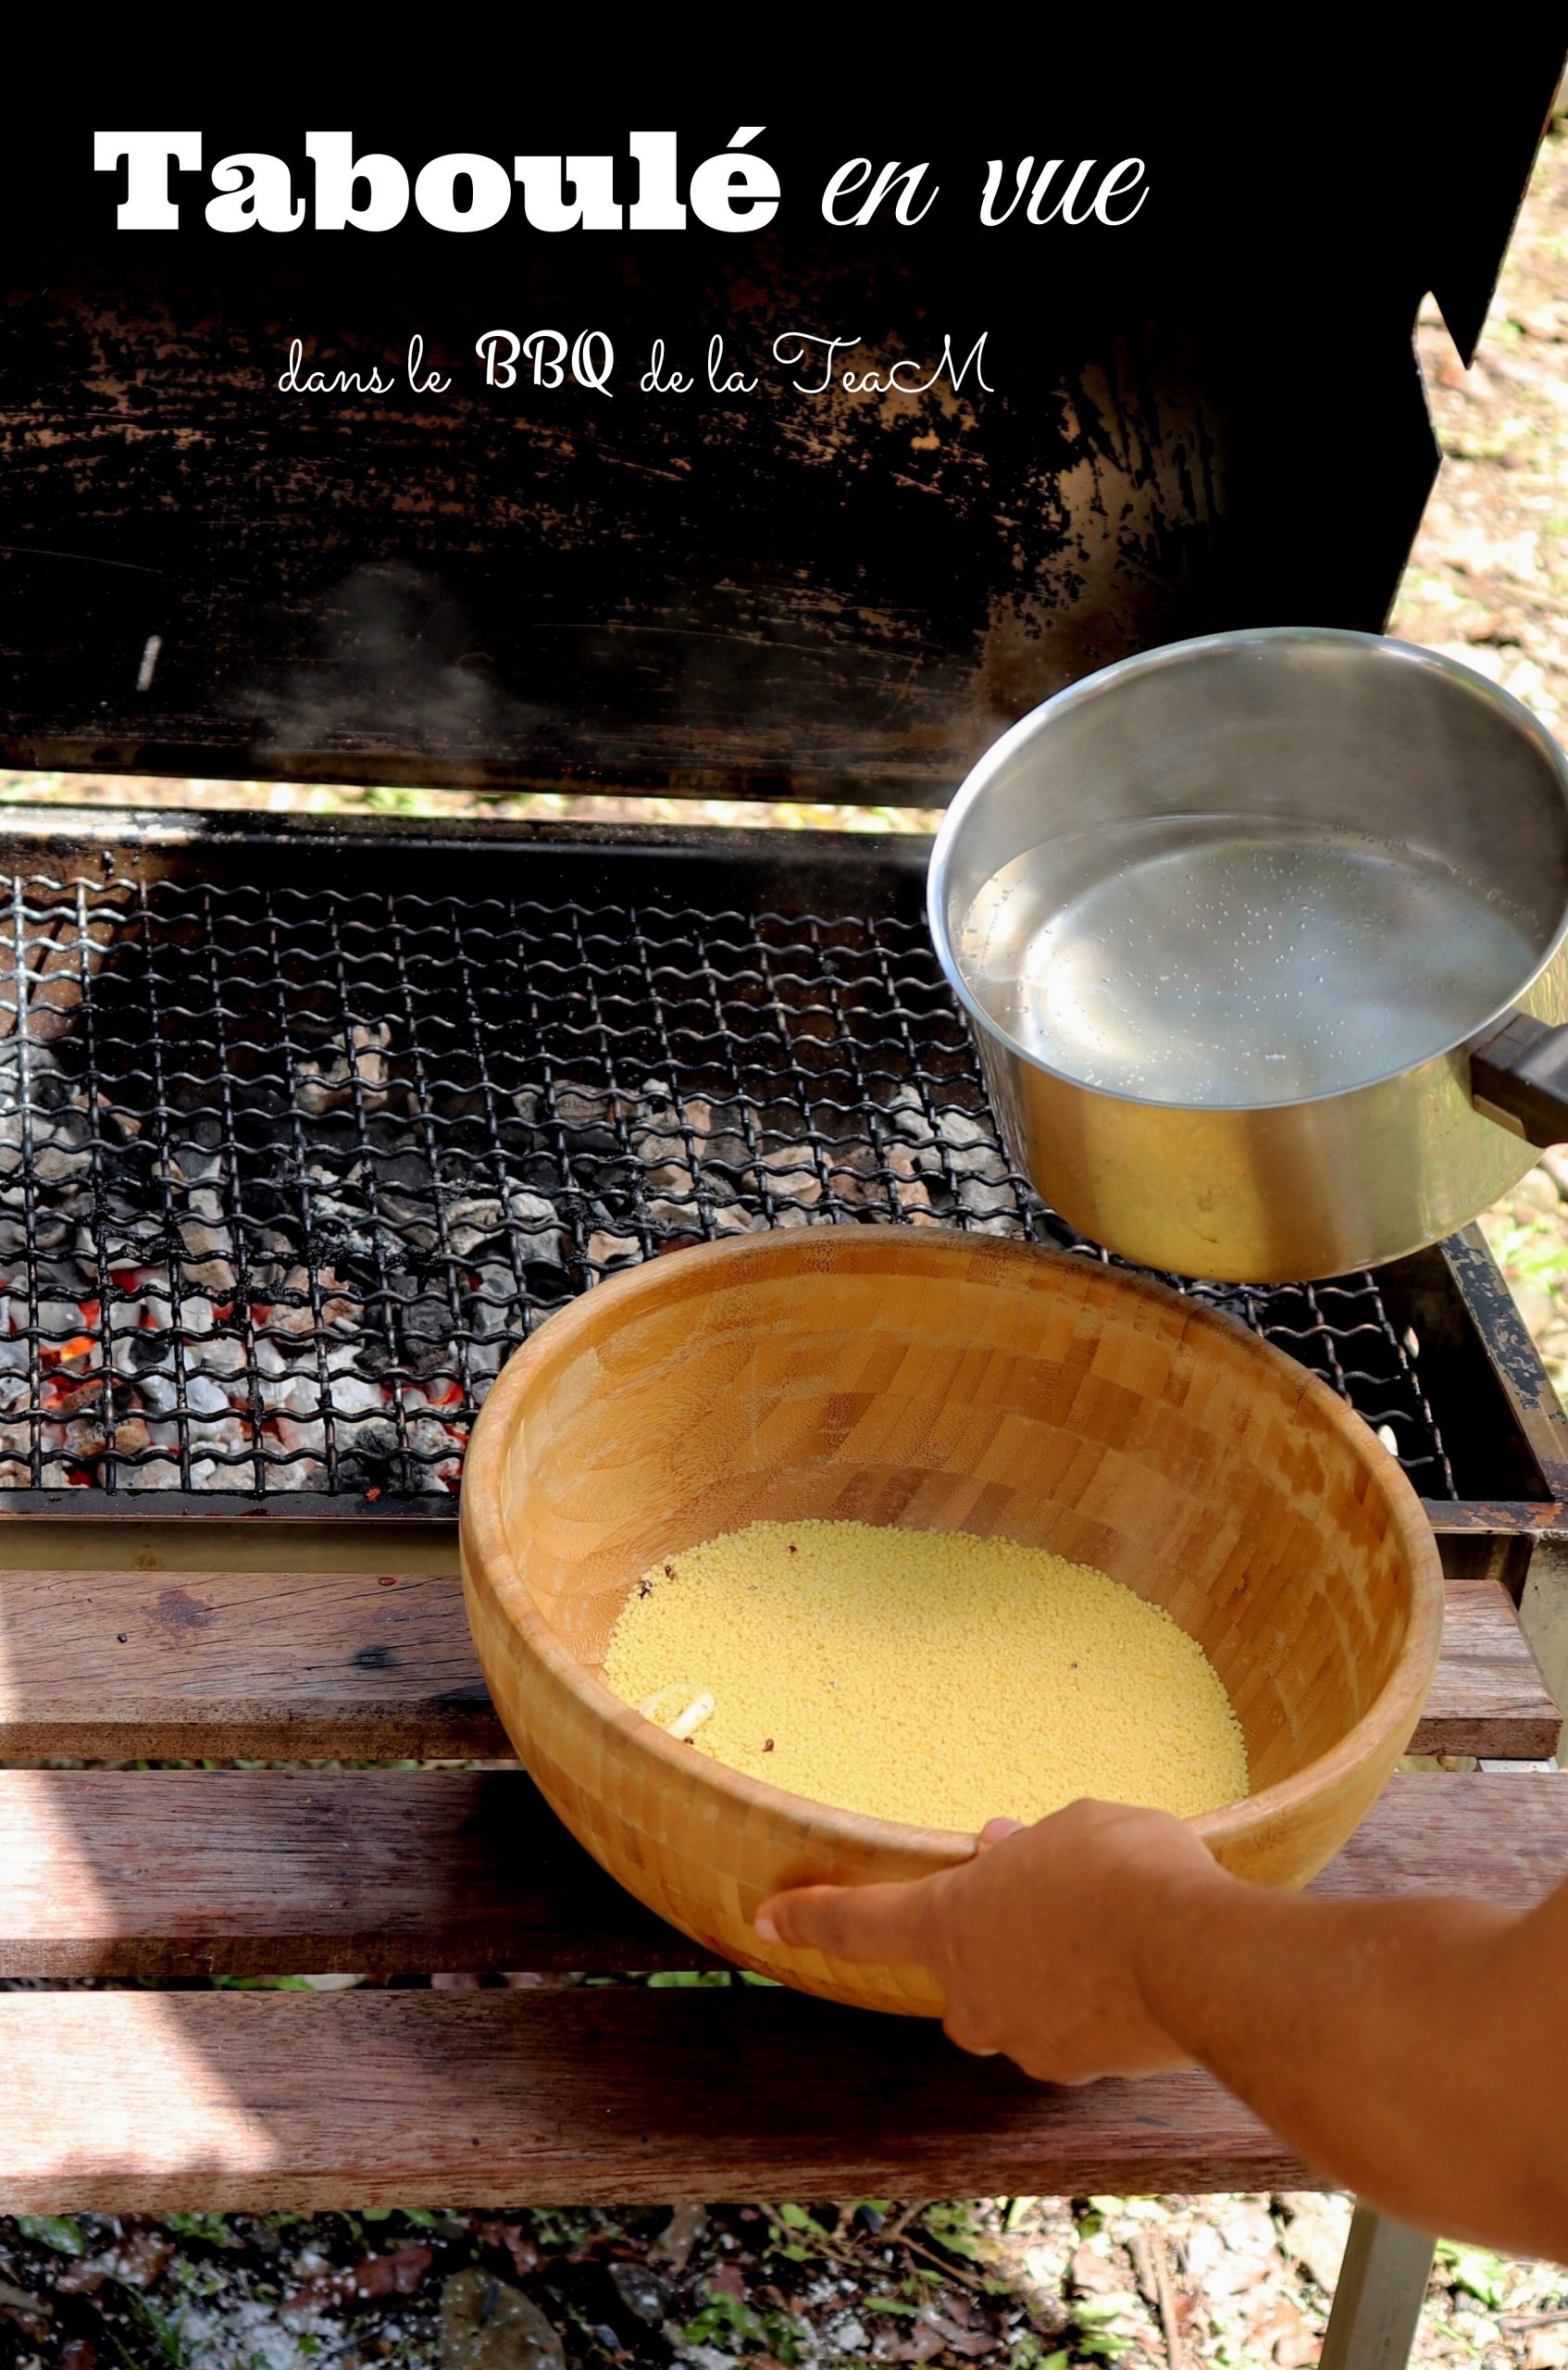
xmin=0 ymin=1544 xmax=1562 ymax=2218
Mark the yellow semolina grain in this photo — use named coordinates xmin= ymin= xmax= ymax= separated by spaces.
xmin=603 ymin=1517 xmax=1249 ymax=1831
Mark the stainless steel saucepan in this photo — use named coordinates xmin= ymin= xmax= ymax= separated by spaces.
xmin=927 ymin=627 xmax=1568 ymax=1282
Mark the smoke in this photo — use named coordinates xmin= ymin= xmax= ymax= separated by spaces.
xmin=246 ymin=560 xmax=538 ymax=759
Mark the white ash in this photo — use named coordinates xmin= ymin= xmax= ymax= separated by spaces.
xmin=0 ymin=1038 xmax=1032 ymax=1494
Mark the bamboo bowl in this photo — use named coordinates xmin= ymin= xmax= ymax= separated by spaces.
xmin=459 ymin=1228 xmax=1443 ymax=2015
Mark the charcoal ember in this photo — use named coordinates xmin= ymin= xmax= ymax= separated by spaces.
xmin=193 ymin=1334 xmax=247 ymax=1378
xmin=261 ymin=1371 xmax=319 ymax=1416
xmin=457 ymin=1339 xmax=506 ymax=1386
xmin=123 ymin=1457 xmax=183 ymax=1489
xmin=33 ymin=1115 xmax=93 ymax=1166
xmin=334 ymin=1417 xmax=404 ymax=1488
xmin=405 ymin=1416 xmax=461 ymax=1463
xmin=887 ymin=1142 xmax=936 ymax=1217
xmin=176 ymin=1220 xmax=234 ymax=1268
xmin=137 ymin=1373 xmax=180 ymax=1416
xmin=709 ymin=1204 xmax=766 ymax=1235
xmin=117 ymin=1328 xmax=173 ymax=1377
xmin=882 ymin=1083 xmax=938 ymax=1143
xmin=749 ymin=1145 xmax=823 ymax=1207
xmin=0 ymin=1420 xmax=34 ymax=1465
xmin=236 ymin=1177 xmax=302 ymax=1229
xmin=328 ymin=1373 xmax=389 ymax=1418
xmin=956 ymin=1179 xmax=1022 ymax=1222
xmin=185 ymin=1253 xmax=238 ymax=1293
xmin=60 ymin=1403 xmax=108 ymax=1459
xmin=587 ymin=1228 xmax=641 ymax=1269
xmin=35 ymin=1298 xmax=93 ymax=1336
xmin=442 ymin=1188 xmax=567 ymax=1266
xmin=275 ymin=1414 xmax=327 ymax=1457
xmin=263 ymin=1452 xmax=329 ymax=1491
xmin=294 ymin=1021 xmax=402 ymax=1116
xmin=263 ymin=1294 xmax=318 ymax=1339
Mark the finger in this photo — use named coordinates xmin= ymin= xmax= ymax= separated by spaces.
xmin=754 ymin=1877 xmax=935 ymax=1965
xmin=977 ymin=1816 xmax=1025 ymax=1851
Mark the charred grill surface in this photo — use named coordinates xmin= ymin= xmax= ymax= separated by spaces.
xmin=0 ymin=861 xmax=1453 ymax=1509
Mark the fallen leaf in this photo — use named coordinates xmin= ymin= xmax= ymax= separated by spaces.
xmin=478 ymin=2222 xmax=540 ymax=2279
xmin=877 ymin=2324 xmax=945 ymax=2363
xmin=711 ymin=2262 xmax=746 ymax=2300
xmin=1249 ymin=2296 xmax=1318 ymax=2366
xmin=61 ymin=2343 xmax=96 ymax=2370
xmin=0 ymin=2302 xmax=50 ymax=2342
xmin=918 ymin=2304 xmax=994 ymax=2356
xmin=114 ymin=2231 xmax=173 ymax=2289
xmin=1071 ymin=2243 xmax=1125 ymax=2295
xmin=55 ymin=2263 xmax=109 ymax=2297
xmin=282 ymin=2272 xmax=353 ymax=2319
xmin=441 ymin=2265 xmax=566 ymax=2370
xmin=355 ymin=2243 xmax=434 ymax=2298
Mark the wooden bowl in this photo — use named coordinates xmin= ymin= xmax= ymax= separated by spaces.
xmin=459 ymin=1228 xmax=1443 ymax=2015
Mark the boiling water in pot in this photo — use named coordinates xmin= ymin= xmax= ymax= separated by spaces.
xmin=956 ymin=816 xmax=1539 ymax=1108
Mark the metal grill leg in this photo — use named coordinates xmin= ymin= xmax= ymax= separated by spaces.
xmin=1520 ymin=1536 xmax=1568 ymax=1740
xmin=1318 ymin=2204 xmax=1435 ymax=2370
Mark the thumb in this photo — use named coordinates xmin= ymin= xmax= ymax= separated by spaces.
xmin=754 ymin=1874 xmax=939 ymax=1967
xmin=977 ymin=1816 xmax=1025 ymax=1851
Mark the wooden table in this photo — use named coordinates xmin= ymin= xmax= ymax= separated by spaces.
xmin=0 ymin=1525 xmax=1562 ymax=2366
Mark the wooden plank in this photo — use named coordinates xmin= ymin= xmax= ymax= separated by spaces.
xmin=0 ymin=1566 xmax=506 ymax=1760
xmin=0 ymin=1769 xmax=1563 ymax=1981
xmin=1419 ymin=1576 xmax=1562 ymax=1757
xmin=0 ymin=1569 xmax=1557 ymax=1762
xmin=0 ymin=1767 xmax=692 ymax=1978
xmin=0 ymin=1986 xmax=1312 ymax=2210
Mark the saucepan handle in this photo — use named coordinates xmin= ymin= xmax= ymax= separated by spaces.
xmin=1471 ymin=1012 xmax=1568 ymax=1148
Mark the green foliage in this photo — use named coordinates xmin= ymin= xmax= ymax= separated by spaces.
xmin=765 ymin=2198 xmax=832 ymax=2259
xmin=920 ymin=2201 xmax=993 ymax=2264
xmin=1436 ymin=2239 xmax=1509 ymax=2309
xmin=1070 ymin=2295 xmax=1133 ymax=2358
xmin=121 ymin=2291 xmax=192 ymax=2369
xmin=15 ymin=2212 xmax=84 ymax=2254
xmin=163 ymin=2212 xmax=232 ymax=2246
xmin=1010 ymin=2340 xmax=1070 ymax=2370
xmin=206 ymin=1973 xmax=315 ymax=1991
xmin=681 ymin=2281 xmax=804 ymax=2363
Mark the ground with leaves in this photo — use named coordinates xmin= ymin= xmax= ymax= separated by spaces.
xmin=3 ymin=2199 xmax=1568 ymax=2370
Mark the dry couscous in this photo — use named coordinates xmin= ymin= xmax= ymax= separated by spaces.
xmin=603 ymin=1517 xmax=1249 ymax=1831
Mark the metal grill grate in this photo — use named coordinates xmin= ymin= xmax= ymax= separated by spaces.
xmin=0 ymin=871 xmax=1454 ymax=1503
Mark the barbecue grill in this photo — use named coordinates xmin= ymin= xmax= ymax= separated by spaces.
xmin=0 ymin=804 xmax=1560 ymax=1579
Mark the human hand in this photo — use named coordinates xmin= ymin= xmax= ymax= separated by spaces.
xmin=755 ymin=1799 xmax=1230 ymax=2082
